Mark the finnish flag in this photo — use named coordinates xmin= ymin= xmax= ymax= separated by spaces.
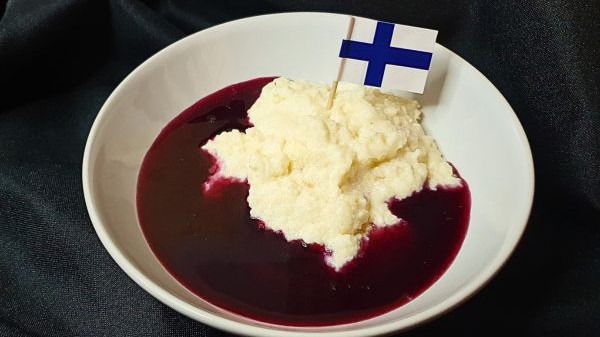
xmin=337 ymin=17 xmax=438 ymax=94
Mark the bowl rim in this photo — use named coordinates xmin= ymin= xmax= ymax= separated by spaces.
xmin=82 ymin=11 xmax=535 ymax=337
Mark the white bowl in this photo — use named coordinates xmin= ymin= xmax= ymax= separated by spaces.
xmin=83 ymin=12 xmax=534 ymax=337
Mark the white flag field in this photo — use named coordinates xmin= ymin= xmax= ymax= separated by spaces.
xmin=336 ymin=17 xmax=438 ymax=94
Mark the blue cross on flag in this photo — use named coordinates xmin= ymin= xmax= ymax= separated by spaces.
xmin=337 ymin=18 xmax=438 ymax=94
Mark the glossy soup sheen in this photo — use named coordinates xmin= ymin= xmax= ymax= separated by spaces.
xmin=137 ymin=77 xmax=471 ymax=326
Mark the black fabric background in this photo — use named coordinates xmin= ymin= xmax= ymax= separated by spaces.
xmin=1 ymin=0 xmax=599 ymax=336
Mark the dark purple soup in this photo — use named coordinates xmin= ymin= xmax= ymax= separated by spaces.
xmin=137 ymin=77 xmax=471 ymax=326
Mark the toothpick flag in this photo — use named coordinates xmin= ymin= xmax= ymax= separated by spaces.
xmin=336 ymin=17 xmax=438 ymax=94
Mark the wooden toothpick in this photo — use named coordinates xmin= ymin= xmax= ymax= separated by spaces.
xmin=326 ymin=80 xmax=339 ymax=110
xmin=326 ymin=16 xmax=356 ymax=110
